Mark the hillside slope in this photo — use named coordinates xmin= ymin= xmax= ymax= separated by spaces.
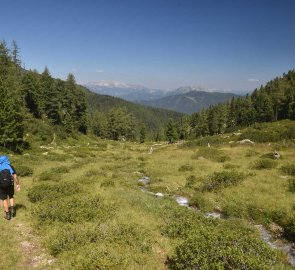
xmin=139 ymin=90 xmax=239 ymax=114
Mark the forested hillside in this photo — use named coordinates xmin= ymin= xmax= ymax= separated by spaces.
xmin=139 ymin=90 xmax=238 ymax=114
xmin=85 ymin=89 xmax=184 ymax=140
xmin=0 ymin=41 xmax=183 ymax=150
xmin=183 ymin=70 xmax=295 ymax=138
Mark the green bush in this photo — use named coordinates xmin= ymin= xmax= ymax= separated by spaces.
xmin=38 ymin=171 xmax=58 ymax=181
xmin=162 ymin=208 xmax=216 ymax=239
xmin=38 ymin=166 xmax=70 ymax=181
xmin=185 ymin=175 xmax=197 ymax=188
xmin=191 ymin=148 xmax=230 ymax=163
xmin=178 ymin=164 xmax=194 ymax=172
xmin=238 ymin=120 xmax=295 ymax=143
xmin=60 ymin=244 xmax=124 ymax=270
xmin=288 ymin=178 xmax=295 ymax=192
xmin=166 ymin=226 xmax=288 ymax=270
xmin=14 ymin=165 xmax=33 ymax=177
xmin=252 ymin=159 xmax=277 ymax=170
xmin=28 ymin=182 xmax=80 ymax=203
xmin=202 ymin=170 xmax=246 ymax=191
xmin=281 ymin=164 xmax=295 ymax=176
xmin=32 ymin=196 xmax=114 ymax=224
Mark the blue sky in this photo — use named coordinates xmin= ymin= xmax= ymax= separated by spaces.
xmin=1 ymin=0 xmax=295 ymax=92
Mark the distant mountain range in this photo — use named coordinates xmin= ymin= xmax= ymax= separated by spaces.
xmin=85 ymin=81 xmax=239 ymax=114
xmin=85 ymin=81 xmax=167 ymax=101
xmin=139 ymin=89 xmax=239 ymax=114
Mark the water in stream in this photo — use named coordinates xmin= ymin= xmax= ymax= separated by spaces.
xmin=139 ymin=179 xmax=295 ymax=267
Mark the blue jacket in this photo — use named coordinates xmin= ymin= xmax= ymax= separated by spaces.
xmin=0 ymin=156 xmax=14 ymax=175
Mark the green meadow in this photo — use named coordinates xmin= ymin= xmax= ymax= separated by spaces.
xmin=1 ymin=125 xmax=295 ymax=269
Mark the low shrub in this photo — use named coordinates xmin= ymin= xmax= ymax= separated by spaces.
xmin=178 ymin=164 xmax=194 ymax=172
xmin=60 ymin=244 xmax=124 ymax=270
xmin=185 ymin=175 xmax=197 ymax=188
xmin=38 ymin=171 xmax=58 ymax=181
xmin=251 ymin=159 xmax=277 ymax=170
xmin=38 ymin=166 xmax=70 ymax=181
xmin=281 ymin=164 xmax=295 ymax=176
xmin=162 ymin=208 xmax=216 ymax=239
xmin=166 ymin=225 xmax=288 ymax=270
xmin=288 ymin=178 xmax=295 ymax=192
xmin=28 ymin=182 xmax=80 ymax=203
xmin=191 ymin=148 xmax=230 ymax=163
xmin=202 ymin=170 xmax=246 ymax=191
xmin=245 ymin=149 xmax=259 ymax=157
xmin=14 ymin=165 xmax=33 ymax=177
xmin=32 ymin=196 xmax=114 ymax=224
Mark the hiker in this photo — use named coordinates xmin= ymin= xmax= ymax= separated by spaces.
xmin=0 ymin=155 xmax=20 ymax=220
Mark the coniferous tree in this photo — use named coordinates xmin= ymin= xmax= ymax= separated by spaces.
xmin=165 ymin=119 xmax=178 ymax=143
xmin=139 ymin=125 xmax=146 ymax=143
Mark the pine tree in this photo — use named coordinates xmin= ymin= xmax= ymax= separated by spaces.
xmin=165 ymin=119 xmax=178 ymax=143
xmin=139 ymin=126 xmax=146 ymax=143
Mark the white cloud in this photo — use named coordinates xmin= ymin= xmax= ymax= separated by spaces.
xmin=248 ymin=78 xmax=259 ymax=82
xmin=96 ymin=69 xmax=103 ymax=73
xmin=71 ymin=68 xmax=77 ymax=73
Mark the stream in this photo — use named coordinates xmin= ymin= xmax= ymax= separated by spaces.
xmin=139 ymin=176 xmax=295 ymax=266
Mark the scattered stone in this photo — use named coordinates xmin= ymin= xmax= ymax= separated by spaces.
xmin=223 ymin=135 xmax=230 ymax=138
xmin=273 ymin=150 xmax=280 ymax=159
xmin=155 ymin=192 xmax=164 ymax=198
xmin=138 ymin=176 xmax=150 ymax=185
xmin=23 ymin=153 xmax=30 ymax=156
xmin=233 ymin=132 xmax=242 ymax=136
xmin=21 ymin=241 xmax=35 ymax=249
xmin=207 ymin=143 xmax=211 ymax=148
xmin=149 ymin=146 xmax=154 ymax=154
xmin=269 ymin=223 xmax=284 ymax=237
xmin=42 ymin=152 xmax=48 ymax=155
xmin=237 ymin=139 xmax=254 ymax=144
xmin=175 ymin=196 xmax=189 ymax=206
xmin=205 ymin=212 xmax=222 ymax=219
xmin=40 ymin=145 xmax=54 ymax=149
xmin=229 ymin=141 xmax=235 ymax=144
xmin=280 ymin=175 xmax=289 ymax=179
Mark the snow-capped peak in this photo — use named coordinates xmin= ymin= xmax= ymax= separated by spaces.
xmin=86 ymin=80 xmax=146 ymax=90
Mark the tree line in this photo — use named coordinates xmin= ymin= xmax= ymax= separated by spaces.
xmin=0 ymin=40 xmax=88 ymax=150
xmin=165 ymin=70 xmax=295 ymax=142
xmin=1 ymin=40 xmax=294 ymax=148
xmin=0 ymin=40 xmax=183 ymax=149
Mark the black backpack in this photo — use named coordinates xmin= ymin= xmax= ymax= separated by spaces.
xmin=0 ymin=169 xmax=13 ymax=188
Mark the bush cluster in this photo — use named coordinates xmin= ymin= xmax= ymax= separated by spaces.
xmin=38 ymin=166 xmax=70 ymax=181
xmin=192 ymin=148 xmax=230 ymax=163
xmin=28 ymin=182 xmax=80 ymax=203
xmin=47 ymin=223 xmax=152 ymax=269
xmin=14 ymin=165 xmax=33 ymax=177
xmin=202 ymin=170 xmax=246 ymax=191
xmin=178 ymin=164 xmax=194 ymax=172
xmin=32 ymin=196 xmax=114 ymax=224
xmin=167 ymin=226 xmax=287 ymax=270
xmin=251 ymin=159 xmax=277 ymax=170
xmin=239 ymin=121 xmax=295 ymax=143
xmin=185 ymin=175 xmax=197 ymax=188
xmin=281 ymin=164 xmax=295 ymax=176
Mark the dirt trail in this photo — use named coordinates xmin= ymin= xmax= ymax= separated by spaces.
xmin=14 ymin=222 xmax=58 ymax=270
